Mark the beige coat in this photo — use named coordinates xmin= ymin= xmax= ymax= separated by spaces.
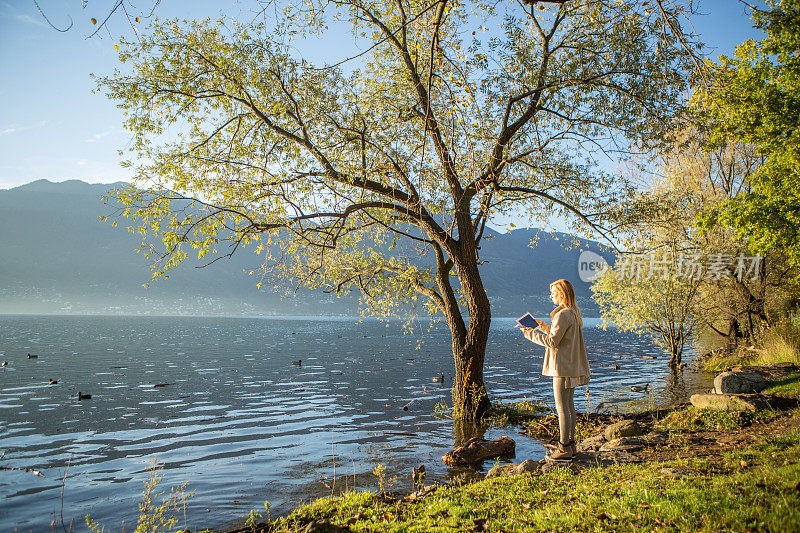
xmin=523 ymin=306 xmax=590 ymax=382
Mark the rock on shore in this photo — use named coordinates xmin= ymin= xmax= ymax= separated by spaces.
xmin=692 ymin=362 xmax=798 ymax=412
xmin=690 ymin=393 xmax=772 ymax=412
xmin=442 ymin=436 xmax=515 ymax=466
xmin=715 ymin=363 xmax=799 ymax=394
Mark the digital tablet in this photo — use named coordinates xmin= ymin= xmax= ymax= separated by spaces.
xmin=516 ymin=312 xmax=538 ymax=329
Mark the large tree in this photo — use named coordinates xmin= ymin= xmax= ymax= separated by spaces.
xmin=100 ymin=0 xmax=696 ymax=422
xmin=697 ymin=0 xmax=800 ymax=272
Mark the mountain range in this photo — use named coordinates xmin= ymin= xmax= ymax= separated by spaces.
xmin=0 ymin=179 xmax=614 ymax=317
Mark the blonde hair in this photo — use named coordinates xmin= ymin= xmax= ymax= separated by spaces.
xmin=550 ymin=279 xmax=583 ymax=327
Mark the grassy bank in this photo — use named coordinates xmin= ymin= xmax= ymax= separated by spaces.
xmin=763 ymin=373 xmax=800 ymax=400
xmin=251 ymin=383 xmax=800 ymax=533
xmin=97 ymin=381 xmax=800 ymax=532
xmin=267 ymin=425 xmax=799 ymax=532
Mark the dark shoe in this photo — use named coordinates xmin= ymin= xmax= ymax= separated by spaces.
xmin=567 ymin=440 xmax=577 ymax=455
xmin=546 ymin=442 xmax=574 ymax=462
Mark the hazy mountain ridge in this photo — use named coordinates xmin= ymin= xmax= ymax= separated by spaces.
xmin=0 ymin=180 xmax=614 ymax=316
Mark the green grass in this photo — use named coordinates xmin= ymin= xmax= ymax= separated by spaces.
xmin=701 ymin=351 xmax=747 ymax=373
xmin=700 ymin=316 xmax=800 ymax=373
xmin=268 ymin=429 xmax=800 ymax=532
xmin=762 ymin=373 xmax=800 ymax=400
xmin=481 ymin=399 xmax=548 ymax=426
xmin=753 ymin=319 xmax=800 ymax=366
xmin=656 ymin=405 xmax=779 ymax=433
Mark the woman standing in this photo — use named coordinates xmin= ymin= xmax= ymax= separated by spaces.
xmin=517 ymin=279 xmax=590 ymax=461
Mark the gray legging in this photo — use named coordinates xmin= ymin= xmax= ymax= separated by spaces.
xmin=553 ymin=377 xmax=576 ymax=445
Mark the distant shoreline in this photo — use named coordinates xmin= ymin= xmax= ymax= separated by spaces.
xmin=0 ymin=313 xmax=606 ymax=323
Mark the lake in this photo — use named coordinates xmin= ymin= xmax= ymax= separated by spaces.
xmin=0 ymin=315 xmax=713 ymax=532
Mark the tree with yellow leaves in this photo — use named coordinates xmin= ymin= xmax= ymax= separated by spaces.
xmin=99 ymin=0 xmax=699 ymax=422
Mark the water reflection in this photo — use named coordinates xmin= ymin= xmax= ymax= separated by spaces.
xmin=452 ymin=417 xmax=488 ymax=445
xmin=0 ymin=315 xmax=713 ymax=531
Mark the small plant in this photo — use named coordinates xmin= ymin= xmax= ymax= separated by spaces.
xmin=434 ymin=401 xmax=453 ymax=420
xmin=412 ymin=465 xmax=426 ymax=491
xmin=245 ymin=509 xmax=261 ymax=532
xmin=482 ymin=398 xmax=547 ymax=426
xmin=263 ymin=500 xmax=271 ymax=522
xmin=373 ymin=464 xmax=387 ymax=493
xmin=85 ymin=516 xmax=105 ymax=533
xmin=86 ymin=459 xmax=195 ymax=533
xmin=372 ymin=464 xmax=397 ymax=494
xmin=243 ymin=500 xmax=271 ymax=533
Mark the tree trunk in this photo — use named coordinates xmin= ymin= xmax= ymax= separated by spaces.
xmin=449 ymin=246 xmax=492 ymax=424
xmin=451 ymin=335 xmax=491 ymax=424
xmin=667 ymin=341 xmax=681 ymax=368
xmin=727 ymin=316 xmax=744 ymax=351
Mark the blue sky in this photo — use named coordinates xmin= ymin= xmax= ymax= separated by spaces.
xmin=0 ymin=0 xmax=765 ymax=193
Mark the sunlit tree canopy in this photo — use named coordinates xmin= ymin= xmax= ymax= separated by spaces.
xmin=697 ymin=0 xmax=800 ymax=273
xmin=99 ymin=0 xmax=699 ymax=421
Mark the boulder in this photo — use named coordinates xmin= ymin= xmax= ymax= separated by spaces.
xmin=690 ymin=393 xmax=772 ymax=412
xmin=596 ymin=449 xmax=641 ymax=463
xmin=604 ymin=419 xmax=644 ymax=441
xmin=442 ymin=436 xmax=515 ymax=466
xmin=485 ymin=464 xmax=515 ymax=478
xmin=600 ymin=437 xmax=644 ymax=452
xmin=731 ymin=362 xmax=799 ymax=381
xmin=514 ymin=459 xmax=540 ymax=475
xmin=485 ymin=459 xmax=539 ymax=479
xmin=714 ymin=371 xmax=768 ymax=394
xmin=577 ymin=434 xmax=606 ymax=453
xmin=640 ymin=432 xmax=668 ymax=445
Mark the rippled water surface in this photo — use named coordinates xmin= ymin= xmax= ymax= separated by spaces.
xmin=0 ymin=315 xmax=713 ymax=531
